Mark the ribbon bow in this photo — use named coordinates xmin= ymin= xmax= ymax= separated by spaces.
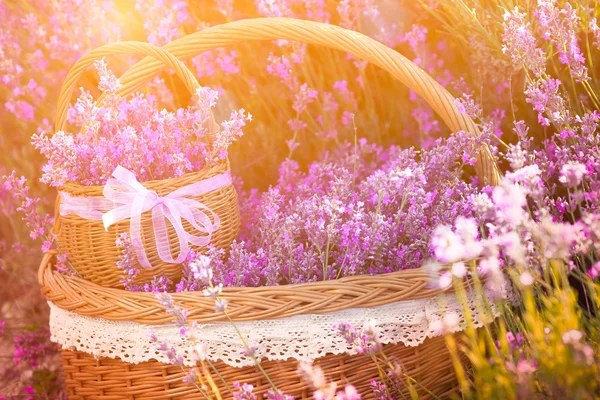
xmin=101 ymin=166 xmax=231 ymax=269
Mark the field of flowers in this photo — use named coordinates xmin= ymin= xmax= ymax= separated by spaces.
xmin=1 ymin=0 xmax=599 ymax=399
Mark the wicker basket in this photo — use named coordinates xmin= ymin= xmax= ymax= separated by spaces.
xmin=41 ymin=254 xmax=476 ymax=400
xmin=40 ymin=18 xmax=503 ymax=400
xmin=52 ymin=42 xmax=240 ymax=288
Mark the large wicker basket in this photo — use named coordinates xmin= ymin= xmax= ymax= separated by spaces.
xmin=41 ymin=253 xmax=482 ymax=399
xmin=52 ymin=42 xmax=240 ymax=288
xmin=40 ymin=17 xmax=503 ymax=400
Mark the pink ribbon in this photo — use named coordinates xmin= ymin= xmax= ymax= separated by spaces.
xmin=59 ymin=166 xmax=232 ymax=269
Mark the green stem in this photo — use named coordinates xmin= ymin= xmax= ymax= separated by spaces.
xmin=223 ymin=312 xmax=281 ymax=396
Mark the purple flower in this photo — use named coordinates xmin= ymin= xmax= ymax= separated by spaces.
xmin=588 ymin=261 xmax=600 ymax=279
xmin=1 ymin=172 xmax=52 ymax=242
xmin=430 ymin=311 xmax=461 ymax=335
xmin=13 ymin=326 xmax=57 ymax=368
xmin=491 ymin=182 xmax=528 ymax=226
xmin=265 ymin=390 xmax=295 ymax=400
xmin=242 ymin=343 xmax=259 ymax=358
xmin=298 ymin=362 xmax=336 ymax=399
xmin=33 ymin=68 xmax=251 ymax=187
xmin=524 ymin=77 xmax=572 ymax=129
xmin=334 ymin=320 xmax=381 ymax=355
xmin=233 ymin=382 xmax=258 ymax=400
xmin=505 ymin=332 xmax=525 ymax=351
xmin=155 ymin=292 xmax=188 ymax=331
xmin=135 ymin=0 xmax=190 ymax=46
xmin=182 ymin=367 xmax=198 ymax=384
xmin=535 ymin=0 xmax=588 ymax=82
xmin=505 ymin=358 xmax=537 ymax=376
xmin=93 ymin=59 xmax=121 ymax=93
xmin=519 ymin=271 xmax=534 ymax=286
xmin=370 ymin=380 xmax=390 ymax=400
xmin=455 ymin=94 xmax=482 ymax=119
xmin=116 ymin=233 xmax=142 ymax=290
xmin=501 ymin=7 xmax=546 ymax=76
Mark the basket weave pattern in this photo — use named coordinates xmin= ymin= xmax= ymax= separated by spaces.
xmin=59 ymin=337 xmax=466 ymax=399
xmin=56 ymin=163 xmax=240 ymax=288
xmin=40 ymin=254 xmax=470 ymax=324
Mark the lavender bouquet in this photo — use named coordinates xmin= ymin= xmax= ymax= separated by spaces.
xmin=32 ymin=59 xmax=252 ymax=188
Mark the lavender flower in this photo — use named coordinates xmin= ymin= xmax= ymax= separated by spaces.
xmin=155 ymin=292 xmax=189 ymax=333
xmin=148 ymin=331 xmax=184 ymax=366
xmin=502 ymin=8 xmax=546 ymax=77
xmin=116 ymin=233 xmax=140 ymax=291
xmin=1 ymin=172 xmax=52 ymax=241
xmin=13 ymin=326 xmax=57 ymax=368
xmin=93 ymin=59 xmax=121 ymax=93
xmin=334 ymin=320 xmax=382 ymax=355
xmin=215 ymin=298 xmax=229 ymax=312
xmin=370 ymin=379 xmax=390 ymax=400
xmin=203 ymin=283 xmax=223 ymax=298
xmin=209 ymin=134 xmax=481 ymax=288
xmin=535 ymin=0 xmax=588 ymax=82
xmin=588 ymin=261 xmax=600 ymax=279
xmin=189 ymin=255 xmax=213 ymax=283
xmin=182 ymin=367 xmax=198 ymax=384
xmin=32 ymin=64 xmax=252 ymax=187
xmin=233 ymin=382 xmax=258 ymax=400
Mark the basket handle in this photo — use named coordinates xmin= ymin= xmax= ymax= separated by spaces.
xmin=54 ymin=41 xmax=217 ymax=136
xmin=108 ymin=18 xmax=501 ymax=185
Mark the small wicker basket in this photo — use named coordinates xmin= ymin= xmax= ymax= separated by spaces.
xmin=52 ymin=42 xmax=240 ymax=288
xmin=41 ymin=17 xmax=503 ymax=400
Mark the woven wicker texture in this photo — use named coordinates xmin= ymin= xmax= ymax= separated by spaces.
xmin=39 ymin=253 xmax=468 ymax=324
xmin=59 ymin=336 xmax=466 ymax=399
xmin=52 ymin=42 xmax=240 ymax=288
xmin=95 ymin=17 xmax=502 ymax=186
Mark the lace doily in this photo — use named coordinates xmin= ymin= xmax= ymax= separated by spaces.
xmin=49 ymin=287 xmax=510 ymax=368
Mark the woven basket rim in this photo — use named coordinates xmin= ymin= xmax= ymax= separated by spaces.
xmin=39 ymin=251 xmax=463 ymax=324
xmin=58 ymin=160 xmax=231 ymax=196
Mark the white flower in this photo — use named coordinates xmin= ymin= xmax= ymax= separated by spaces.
xmin=203 ymin=283 xmax=223 ymax=298
xmin=194 ymin=343 xmax=207 ymax=361
xmin=452 ymin=262 xmax=467 ymax=278
xmin=430 ymin=312 xmax=461 ymax=335
xmin=443 ymin=312 xmax=461 ymax=332
xmin=431 ymin=225 xmax=464 ymax=263
xmin=215 ymin=298 xmax=228 ymax=312
xmin=190 ymin=255 xmax=213 ymax=283
xmin=559 ymin=162 xmax=587 ymax=187
xmin=430 ymin=319 xmax=444 ymax=335
xmin=562 ymin=329 xmax=583 ymax=344
xmin=438 ymin=271 xmax=453 ymax=289
xmin=519 ymin=271 xmax=534 ymax=286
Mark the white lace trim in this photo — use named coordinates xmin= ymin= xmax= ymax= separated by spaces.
xmin=49 ymin=287 xmax=509 ymax=368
